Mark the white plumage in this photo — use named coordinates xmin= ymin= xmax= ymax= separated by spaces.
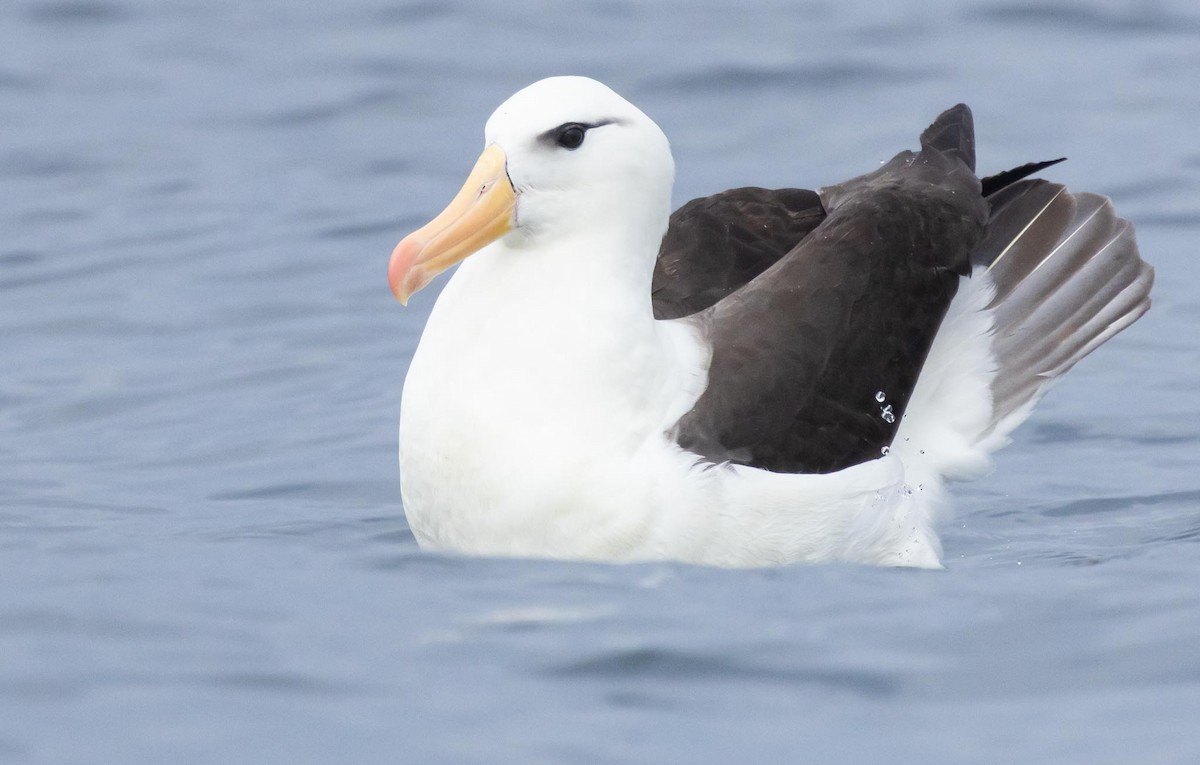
xmin=390 ymin=77 xmax=1151 ymax=568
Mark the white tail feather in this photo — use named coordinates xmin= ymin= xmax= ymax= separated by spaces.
xmin=895 ymin=181 xmax=1152 ymax=520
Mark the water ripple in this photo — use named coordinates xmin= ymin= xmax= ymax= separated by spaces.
xmin=369 ymin=1 xmax=457 ymax=24
xmin=1041 ymin=488 xmax=1200 ymax=518
xmin=0 ymin=70 xmax=40 ymax=91
xmin=547 ymin=647 xmax=898 ymax=697
xmin=971 ymin=3 xmax=1200 ymax=35
xmin=0 ymin=607 xmax=182 ymax=639
xmin=644 ymin=61 xmax=933 ymax=94
xmin=204 ymin=671 xmax=367 ymax=696
xmin=251 ymin=87 xmax=409 ymax=128
xmin=317 ymin=217 xmax=402 ymax=241
xmin=208 ymin=481 xmax=392 ymax=503
xmin=23 ymin=0 xmax=132 ymax=25
xmin=0 ymin=148 xmax=110 ymax=179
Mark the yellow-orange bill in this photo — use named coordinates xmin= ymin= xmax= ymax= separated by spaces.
xmin=389 ymin=144 xmax=516 ymax=304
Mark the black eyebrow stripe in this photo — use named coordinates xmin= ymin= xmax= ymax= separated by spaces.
xmin=537 ymin=119 xmax=620 ymax=145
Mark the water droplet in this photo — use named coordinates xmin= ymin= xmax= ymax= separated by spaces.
xmin=880 ymin=445 xmax=890 ymax=456
xmin=881 ymin=404 xmax=895 ymax=423
xmin=875 ymin=390 xmax=886 ymax=403
xmin=902 ymin=484 xmax=913 ymax=497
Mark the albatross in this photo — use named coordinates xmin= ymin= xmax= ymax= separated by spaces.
xmin=388 ymin=76 xmax=1153 ymax=568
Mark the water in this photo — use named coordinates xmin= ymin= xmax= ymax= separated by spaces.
xmin=3 ymin=0 xmax=1199 ymax=762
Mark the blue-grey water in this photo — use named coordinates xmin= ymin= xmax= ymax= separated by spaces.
xmin=3 ymin=0 xmax=1199 ymax=762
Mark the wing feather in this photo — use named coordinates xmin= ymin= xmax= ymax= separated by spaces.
xmin=652 ymin=187 xmax=825 ymax=319
xmin=671 ymin=105 xmax=987 ymax=474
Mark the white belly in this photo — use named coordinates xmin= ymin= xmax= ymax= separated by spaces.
xmin=394 ymin=244 xmax=959 ymax=569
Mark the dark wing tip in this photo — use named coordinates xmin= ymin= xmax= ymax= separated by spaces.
xmin=980 ymin=157 xmax=1068 ymax=197
xmin=920 ymin=103 xmax=976 ymax=172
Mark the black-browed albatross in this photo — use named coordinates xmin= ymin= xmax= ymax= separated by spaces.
xmin=388 ymin=76 xmax=1152 ymax=567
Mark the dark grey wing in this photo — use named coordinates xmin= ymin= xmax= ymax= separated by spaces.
xmin=980 ymin=157 xmax=1065 ymax=197
xmin=652 ymin=187 xmax=826 ymax=320
xmin=970 ymin=179 xmax=1152 ymax=434
xmin=672 ymin=104 xmax=988 ymax=474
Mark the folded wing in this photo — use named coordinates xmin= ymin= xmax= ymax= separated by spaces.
xmin=661 ymin=105 xmax=987 ymax=474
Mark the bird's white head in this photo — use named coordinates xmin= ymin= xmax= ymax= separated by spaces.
xmin=389 ymin=76 xmax=674 ymax=303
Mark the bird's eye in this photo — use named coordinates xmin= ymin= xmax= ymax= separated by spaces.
xmin=555 ymin=123 xmax=587 ymax=150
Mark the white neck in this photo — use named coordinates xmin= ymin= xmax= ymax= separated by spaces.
xmin=398 ymin=216 xmax=711 ymax=554
xmin=401 ymin=213 xmax=701 ymax=461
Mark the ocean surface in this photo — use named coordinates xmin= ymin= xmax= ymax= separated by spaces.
xmin=3 ymin=0 xmax=1199 ymax=762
